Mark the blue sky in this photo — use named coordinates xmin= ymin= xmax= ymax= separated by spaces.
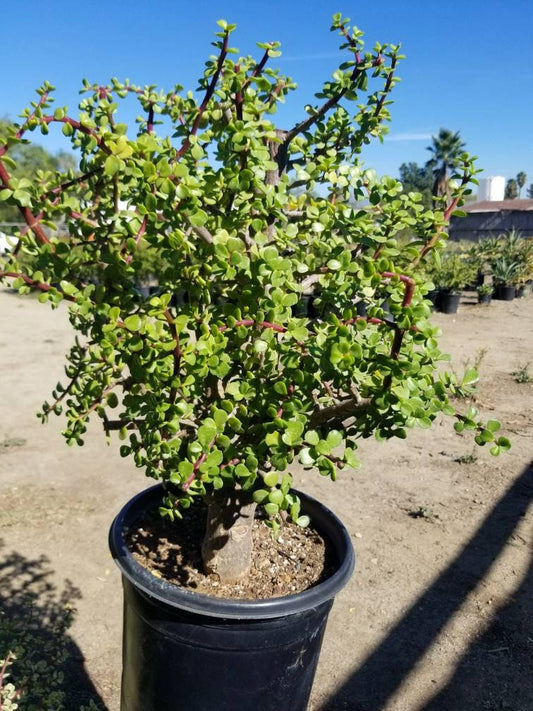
xmin=3 ymin=0 xmax=533 ymax=187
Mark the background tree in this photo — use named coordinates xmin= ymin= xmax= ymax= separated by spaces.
xmin=398 ymin=162 xmax=433 ymax=207
xmin=516 ymin=171 xmax=527 ymax=198
xmin=527 ymin=183 xmax=533 ymax=199
xmin=426 ymin=128 xmax=465 ymax=201
xmin=505 ymin=178 xmax=518 ymax=200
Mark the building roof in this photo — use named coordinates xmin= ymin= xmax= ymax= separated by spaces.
xmin=464 ymin=199 xmax=533 ymax=213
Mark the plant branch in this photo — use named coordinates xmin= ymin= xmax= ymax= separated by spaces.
xmin=0 ymin=270 xmax=77 ymax=301
xmin=147 ymin=104 xmax=154 ymax=134
xmin=218 ymin=319 xmax=287 ymax=334
xmin=47 ymin=167 xmax=104 ymax=198
xmin=72 ymin=380 xmax=125 ymax=424
xmin=186 ymin=219 xmax=214 ymax=245
xmin=310 ymin=395 xmax=371 ymax=428
xmin=283 ymin=55 xmax=363 ymax=147
xmin=0 ymin=161 xmax=52 ymax=246
xmin=44 ymin=358 xmax=96 ymax=414
xmin=413 ymin=164 xmax=472 ymax=267
xmin=381 ymin=271 xmax=415 ymax=307
xmin=369 ymin=53 xmax=397 ymax=123
xmin=103 ymin=419 xmax=143 ymax=432
xmin=176 ymin=30 xmax=230 ymax=159
xmin=41 ymin=115 xmax=110 ymax=152
xmin=182 ymin=437 xmax=217 ymax=491
xmin=124 ymin=214 xmax=147 ymax=264
xmin=241 ymin=48 xmax=271 ymax=91
xmin=0 ymin=651 xmax=15 ymax=701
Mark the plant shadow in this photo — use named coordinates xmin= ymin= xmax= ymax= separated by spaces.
xmin=320 ymin=461 xmax=533 ymax=710
xmin=0 ymin=540 xmax=107 ymax=709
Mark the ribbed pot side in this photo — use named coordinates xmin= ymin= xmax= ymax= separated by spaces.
xmin=109 ymin=485 xmax=355 ymax=711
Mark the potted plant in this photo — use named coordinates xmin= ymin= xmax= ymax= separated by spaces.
xmin=476 ymin=283 xmax=493 ymax=305
xmin=0 ymin=16 xmax=509 ymax=711
xmin=491 ymin=256 xmax=519 ymax=300
xmin=514 ymin=240 xmax=533 ymax=297
xmin=431 ymin=250 xmax=476 ymax=314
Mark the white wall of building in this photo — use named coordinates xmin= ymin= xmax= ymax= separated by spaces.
xmin=477 ymin=176 xmax=505 ymax=201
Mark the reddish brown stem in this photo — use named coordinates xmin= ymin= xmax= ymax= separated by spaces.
xmin=0 ymin=161 xmax=51 ymax=246
xmin=41 ymin=115 xmax=110 ymax=152
xmin=343 ymin=316 xmax=387 ymax=327
xmin=182 ymin=437 xmax=217 ymax=491
xmin=163 ymin=309 xmax=183 ymax=356
xmin=72 ymin=381 xmax=121 ymax=423
xmin=414 ymin=168 xmax=472 ymax=267
xmin=0 ymin=651 xmax=14 ymax=700
xmin=176 ymin=31 xmax=229 ymax=159
xmin=241 ymin=48 xmax=271 ymax=92
xmin=221 ymin=458 xmax=240 ymax=470
xmin=218 ymin=319 xmax=287 ymax=333
xmin=124 ymin=214 xmax=147 ymax=264
xmin=147 ymin=105 xmax=154 ymax=134
xmin=47 ymin=167 xmax=103 ymax=198
xmin=284 ymin=50 xmax=362 ymax=147
xmin=382 ymin=271 xmax=415 ymax=307
xmin=338 ymin=24 xmax=359 ymax=50
xmin=0 ymin=271 xmax=76 ymax=301
xmin=276 ymin=383 xmax=295 ymax=417
xmin=370 ymin=53 xmax=398 ymax=123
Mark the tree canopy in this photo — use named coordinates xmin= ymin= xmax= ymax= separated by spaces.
xmin=426 ymin=128 xmax=466 ymax=200
xmin=398 ymin=162 xmax=433 ymax=207
xmin=505 ymin=178 xmax=518 ymax=200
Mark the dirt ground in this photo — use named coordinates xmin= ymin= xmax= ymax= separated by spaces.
xmin=1 ymin=287 xmax=532 ymax=711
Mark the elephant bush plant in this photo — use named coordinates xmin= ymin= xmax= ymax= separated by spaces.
xmin=0 ymin=16 xmax=508 ymax=581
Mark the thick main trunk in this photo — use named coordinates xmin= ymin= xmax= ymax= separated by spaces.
xmin=201 ymin=489 xmax=257 ymax=583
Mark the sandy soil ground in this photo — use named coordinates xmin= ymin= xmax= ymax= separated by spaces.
xmin=1 ymin=287 xmax=532 ymax=711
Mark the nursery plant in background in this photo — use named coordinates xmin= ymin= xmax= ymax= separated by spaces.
xmin=471 ymin=229 xmax=533 ymax=300
xmin=429 ymin=249 xmax=477 ymax=314
xmin=476 ymin=282 xmax=493 ymax=305
xmin=491 ymin=256 xmax=518 ymax=300
xmin=0 ymin=15 xmax=509 ymax=710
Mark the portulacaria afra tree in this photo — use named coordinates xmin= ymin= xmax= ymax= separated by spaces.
xmin=0 ymin=16 xmax=507 ymax=581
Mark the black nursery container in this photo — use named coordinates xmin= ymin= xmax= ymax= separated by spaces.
xmin=495 ymin=285 xmax=515 ymax=301
xmin=438 ymin=291 xmax=461 ymax=314
xmin=109 ymin=485 xmax=355 ymax=711
xmin=292 ymin=293 xmax=318 ymax=319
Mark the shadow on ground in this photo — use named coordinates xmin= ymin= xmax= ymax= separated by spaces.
xmin=0 ymin=540 xmax=107 ymax=709
xmin=321 ymin=461 xmax=533 ymax=711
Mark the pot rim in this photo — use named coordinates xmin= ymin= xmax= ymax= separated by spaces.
xmin=109 ymin=484 xmax=355 ymax=619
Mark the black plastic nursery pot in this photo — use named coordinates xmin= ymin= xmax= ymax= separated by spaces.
xmin=477 ymin=293 xmax=492 ymax=306
xmin=495 ymin=284 xmax=515 ymax=301
xmin=437 ymin=291 xmax=461 ymax=315
xmin=292 ymin=293 xmax=318 ymax=319
xmin=109 ymin=485 xmax=355 ymax=711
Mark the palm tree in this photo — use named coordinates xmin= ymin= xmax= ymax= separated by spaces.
xmin=505 ymin=179 xmax=518 ymax=200
xmin=426 ymin=128 xmax=465 ymax=201
xmin=516 ymin=171 xmax=527 ymax=198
